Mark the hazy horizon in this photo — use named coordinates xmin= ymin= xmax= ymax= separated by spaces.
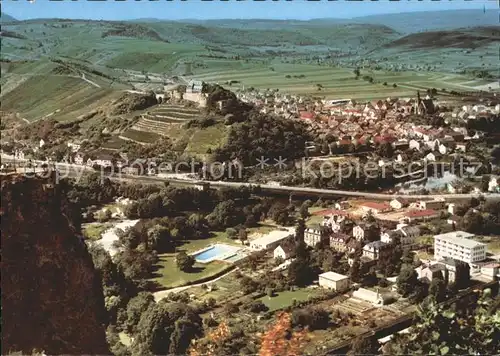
xmin=2 ymin=0 xmax=494 ymax=22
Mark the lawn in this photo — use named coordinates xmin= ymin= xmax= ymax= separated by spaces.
xmin=306 ymin=214 xmax=325 ymax=228
xmin=83 ymin=222 xmax=113 ymax=240
xmin=152 ymin=255 xmax=232 ymax=289
xmin=258 ymin=288 xmax=321 ymax=312
xmin=151 ymin=231 xmax=240 ymax=289
xmin=247 ymin=223 xmax=278 ymax=236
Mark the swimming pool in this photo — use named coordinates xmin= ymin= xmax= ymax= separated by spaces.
xmin=193 ymin=244 xmax=241 ymax=263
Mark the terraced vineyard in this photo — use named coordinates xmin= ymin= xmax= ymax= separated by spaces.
xmin=120 ymin=129 xmax=162 ymax=144
xmin=131 ymin=104 xmax=202 ymax=136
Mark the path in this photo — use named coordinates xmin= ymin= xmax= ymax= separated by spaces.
xmin=153 ymin=267 xmax=239 ymax=302
xmin=81 ymin=73 xmax=101 ymax=88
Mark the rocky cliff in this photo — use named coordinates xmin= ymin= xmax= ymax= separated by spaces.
xmin=1 ymin=174 xmax=109 ymax=354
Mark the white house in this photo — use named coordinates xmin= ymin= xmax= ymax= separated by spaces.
xmin=318 ymin=271 xmax=350 ymax=292
xmin=362 ymin=241 xmax=390 ymax=260
xmin=39 ymin=139 xmax=45 ymax=148
xmin=304 ymin=226 xmax=328 ymax=248
xmin=67 ymin=142 xmax=81 ymax=152
xmin=425 ymin=152 xmax=442 ymax=162
xmin=14 ymin=150 xmax=26 ymax=161
xmin=438 ymin=144 xmax=448 ymax=155
xmin=273 ymin=242 xmax=295 ymax=260
xmin=74 ymin=152 xmax=85 ymax=165
xmin=488 ymin=177 xmax=499 ymax=192
xmin=409 ymin=139 xmax=422 ymax=151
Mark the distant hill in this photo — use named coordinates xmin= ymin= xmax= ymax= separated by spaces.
xmin=131 ymin=10 xmax=498 ymax=34
xmin=384 ymin=26 xmax=500 ymax=50
xmin=352 ymin=9 xmax=498 ymax=34
xmin=1 ymin=13 xmax=18 ymax=23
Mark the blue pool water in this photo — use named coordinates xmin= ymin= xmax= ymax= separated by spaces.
xmin=193 ymin=244 xmax=240 ymax=263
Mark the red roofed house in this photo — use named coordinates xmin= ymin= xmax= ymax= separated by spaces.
xmin=402 ymin=209 xmax=440 ymax=223
xmin=360 ymin=202 xmax=392 ymax=215
xmin=373 ymin=135 xmax=397 ymax=145
xmin=300 ymin=111 xmax=315 ymax=121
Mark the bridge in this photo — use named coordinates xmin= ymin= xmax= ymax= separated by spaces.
xmin=2 ymin=156 xmax=499 ymax=201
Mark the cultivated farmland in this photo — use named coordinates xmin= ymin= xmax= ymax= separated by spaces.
xmin=186 ymin=62 xmax=492 ymax=100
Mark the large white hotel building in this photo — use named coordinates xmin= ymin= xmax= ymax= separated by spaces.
xmin=433 ymin=231 xmax=487 ymax=264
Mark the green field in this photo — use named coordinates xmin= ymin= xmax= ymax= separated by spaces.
xmin=258 ymin=288 xmax=321 ymax=312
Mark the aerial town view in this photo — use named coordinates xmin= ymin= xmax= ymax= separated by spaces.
xmin=1 ymin=0 xmax=499 ymax=355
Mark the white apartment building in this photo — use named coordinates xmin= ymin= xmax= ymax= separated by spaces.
xmin=433 ymin=231 xmax=486 ymax=264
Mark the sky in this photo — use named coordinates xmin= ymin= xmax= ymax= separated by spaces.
xmin=2 ymin=0 xmax=496 ymax=21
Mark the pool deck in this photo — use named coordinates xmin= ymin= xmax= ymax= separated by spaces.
xmin=191 ymin=243 xmax=249 ymax=264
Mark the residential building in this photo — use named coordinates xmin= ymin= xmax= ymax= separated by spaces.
xmin=479 ymin=262 xmax=500 ymax=281
xmin=353 ymin=223 xmax=380 ymax=242
xmin=409 ymin=139 xmax=422 ymax=151
xmin=425 ymin=152 xmax=442 ymax=162
xmin=273 ymin=242 xmax=296 ymax=260
xmin=67 ymin=142 xmax=81 ymax=152
xmin=74 ymin=152 xmax=85 ymax=165
xmin=433 ymin=231 xmax=486 ymax=264
xmin=304 ymin=226 xmax=329 ymax=248
xmin=362 ymin=241 xmax=391 ymax=260
xmin=122 ymin=166 xmax=140 ymax=175
xmin=194 ymin=182 xmax=210 ymax=191
xmin=380 ymin=229 xmax=404 ymax=245
xmin=318 ymin=271 xmax=350 ymax=292
xmin=488 ymin=177 xmax=499 ymax=192
xmin=417 ymin=263 xmax=446 ymax=283
xmin=330 ymin=233 xmax=351 ymax=252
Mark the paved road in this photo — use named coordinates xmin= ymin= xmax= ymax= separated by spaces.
xmin=2 ymin=156 xmax=499 ymax=201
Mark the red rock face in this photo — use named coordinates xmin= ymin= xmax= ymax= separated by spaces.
xmin=1 ymin=174 xmax=109 ymax=354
